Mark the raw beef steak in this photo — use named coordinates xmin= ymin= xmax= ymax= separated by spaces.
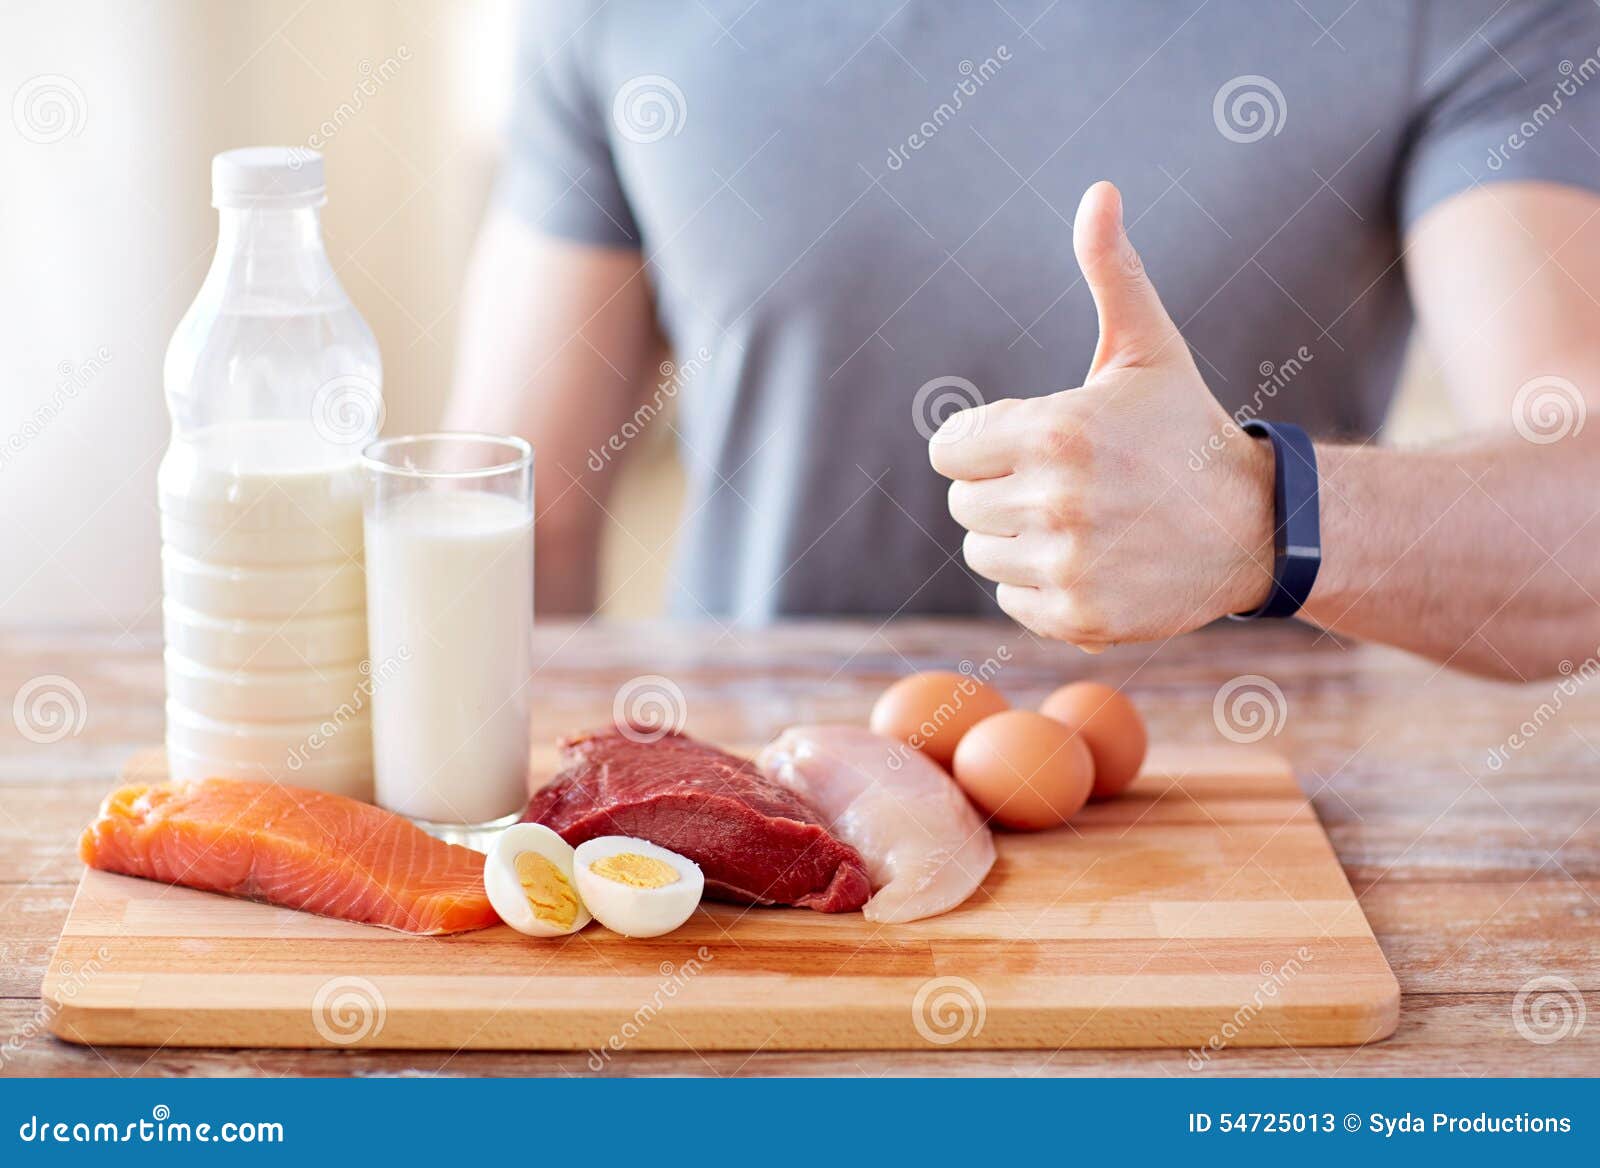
xmin=523 ymin=728 xmax=871 ymax=912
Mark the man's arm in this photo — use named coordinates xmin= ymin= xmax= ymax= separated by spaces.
xmin=1297 ymin=181 xmax=1600 ymax=678
xmin=932 ymin=181 xmax=1600 ymax=681
xmin=444 ymin=210 xmax=661 ymax=615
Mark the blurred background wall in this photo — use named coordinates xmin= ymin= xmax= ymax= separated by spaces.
xmin=1 ymin=0 xmax=1446 ymax=632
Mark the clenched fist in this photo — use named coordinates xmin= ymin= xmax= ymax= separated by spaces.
xmin=930 ymin=181 xmax=1276 ymax=650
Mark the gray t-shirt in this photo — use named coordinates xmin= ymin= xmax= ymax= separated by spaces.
xmin=502 ymin=0 xmax=1600 ymax=620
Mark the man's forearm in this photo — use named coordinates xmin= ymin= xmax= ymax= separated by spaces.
xmin=1297 ymin=435 xmax=1600 ymax=680
xmin=444 ymin=213 xmax=661 ymax=618
xmin=532 ymin=499 xmax=604 ymax=615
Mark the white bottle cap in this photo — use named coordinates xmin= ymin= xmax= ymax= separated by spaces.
xmin=211 ymin=147 xmax=326 ymax=209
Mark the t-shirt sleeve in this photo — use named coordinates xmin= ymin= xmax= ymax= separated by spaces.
xmin=1400 ymin=0 xmax=1600 ymax=230
xmin=495 ymin=0 xmax=640 ymax=247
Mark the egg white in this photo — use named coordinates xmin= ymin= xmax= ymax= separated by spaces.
xmin=572 ymin=836 xmax=704 ymax=938
xmin=484 ymin=823 xmax=592 ymax=937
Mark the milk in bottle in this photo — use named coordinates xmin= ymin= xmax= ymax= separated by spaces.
xmin=159 ymin=148 xmax=382 ymax=796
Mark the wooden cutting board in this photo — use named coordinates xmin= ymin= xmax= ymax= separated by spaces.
xmin=45 ymin=744 xmax=1398 ymax=1052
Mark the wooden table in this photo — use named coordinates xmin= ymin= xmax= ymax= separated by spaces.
xmin=2 ymin=619 xmax=1596 ymax=1077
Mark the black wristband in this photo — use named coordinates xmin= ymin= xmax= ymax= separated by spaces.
xmin=1228 ymin=419 xmax=1320 ymax=620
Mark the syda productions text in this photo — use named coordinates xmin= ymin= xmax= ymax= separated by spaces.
xmin=1187 ymin=1111 xmax=1573 ymax=1137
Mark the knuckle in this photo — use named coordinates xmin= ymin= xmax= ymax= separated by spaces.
xmin=1051 ymin=561 xmax=1113 ymax=642
xmin=986 ymin=397 xmax=1018 ymax=423
xmin=1046 ymin=548 xmax=1080 ymax=592
xmin=1035 ymin=403 xmax=1089 ymax=461
xmin=1036 ymin=421 xmax=1079 ymax=460
xmin=1070 ymin=576 xmax=1127 ymax=642
xmin=1069 ymin=603 xmax=1111 ymax=644
xmin=1040 ymin=599 xmax=1084 ymax=643
xmin=1037 ymin=483 xmax=1082 ymax=532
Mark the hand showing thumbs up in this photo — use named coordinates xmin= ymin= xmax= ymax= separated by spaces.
xmin=930 ymin=181 xmax=1276 ymax=650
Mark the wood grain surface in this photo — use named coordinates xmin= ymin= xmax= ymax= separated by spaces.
xmin=2 ymin=618 xmax=1597 ymax=1076
xmin=42 ymin=744 xmax=1397 ymax=1052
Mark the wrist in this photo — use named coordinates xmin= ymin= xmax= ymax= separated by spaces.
xmin=1221 ymin=431 xmax=1276 ymax=615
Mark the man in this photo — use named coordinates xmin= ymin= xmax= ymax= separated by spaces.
xmin=446 ymin=1 xmax=1600 ymax=680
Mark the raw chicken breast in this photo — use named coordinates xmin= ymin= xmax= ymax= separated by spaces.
xmin=756 ymin=725 xmax=996 ymax=924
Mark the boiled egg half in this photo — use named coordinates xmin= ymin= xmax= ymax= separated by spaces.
xmin=573 ymin=836 xmax=704 ymax=938
xmin=484 ymin=823 xmax=592 ymax=937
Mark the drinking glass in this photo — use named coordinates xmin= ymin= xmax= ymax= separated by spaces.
xmin=361 ymin=433 xmax=533 ymax=844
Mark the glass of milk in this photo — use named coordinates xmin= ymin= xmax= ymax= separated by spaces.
xmin=361 ymin=433 xmax=535 ymax=840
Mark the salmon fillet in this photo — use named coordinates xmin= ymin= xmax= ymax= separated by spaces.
xmin=79 ymin=779 xmax=498 ymax=934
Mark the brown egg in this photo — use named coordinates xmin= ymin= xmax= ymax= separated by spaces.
xmin=951 ymin=710 xmax=1094 ymax=830
xmin=869 ymin=670 xmax=1010 ymax=769
xmin=1039 ymin=682 xmax=1148 ymax=800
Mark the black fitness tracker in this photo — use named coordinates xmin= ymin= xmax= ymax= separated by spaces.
xmin=1229 ymin=419 xmax=1321 ymax=620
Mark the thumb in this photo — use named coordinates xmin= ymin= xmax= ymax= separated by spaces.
xmin=1073 ymin=180 xmax=1181 ymax=378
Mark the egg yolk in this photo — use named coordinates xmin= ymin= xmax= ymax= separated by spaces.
xmin=590 ymin=852 xmax=680 ymax=889
xmin=515 ymin=851 xmax=581 ymax=927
